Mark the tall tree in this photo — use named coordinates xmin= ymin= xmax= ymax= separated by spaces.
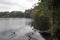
xmin=32 ymin=0 xmax=60 ymax=40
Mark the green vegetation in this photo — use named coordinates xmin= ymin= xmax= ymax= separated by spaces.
xmin=0 ymin=11 xmax=32 ymax=18
xmin=31 ymin=0 xmax=60 ymax=40
xmin=24 ymin=9 xmax=32 ymax=18
xmin=0 ymin=11 xmax=24 ymax=18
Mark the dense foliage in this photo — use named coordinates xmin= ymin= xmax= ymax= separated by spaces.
xmin=0 ymin=10 xmax=32 ymax=18
xmin=31 ymin=0 xmax=50 ymax=31
xmin=24 ymin=9 xmax=32 ymax=18
xmin=0 ymin=11 xmax=24 ymax=18
xmin=31 ymin=0 xmax=60 ymax=40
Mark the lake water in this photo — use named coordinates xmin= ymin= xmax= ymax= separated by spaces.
xmin=0 ymin=18 xmax=45 ymax=40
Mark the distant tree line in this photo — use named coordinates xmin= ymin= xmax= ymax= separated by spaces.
xmin=0 ymin=11 xmax=32 ymax=18
xmin=24 ymin=9 xmax=32 ymax=18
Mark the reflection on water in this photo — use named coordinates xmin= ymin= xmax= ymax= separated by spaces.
xmin=0 ymin=18 xmax=45 ymax=40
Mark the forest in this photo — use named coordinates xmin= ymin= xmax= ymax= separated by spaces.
xmin=31 ymin=0 xmax=60 ymax=40
xmin=0 ymin=10 xmax=32 ymax=18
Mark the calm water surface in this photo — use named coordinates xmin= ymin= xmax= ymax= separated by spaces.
xmin=0 ymin=18 xmax=45 ymax=40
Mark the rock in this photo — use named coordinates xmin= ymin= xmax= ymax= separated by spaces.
xmin=39 ymin=31 xmax=51 ymax=40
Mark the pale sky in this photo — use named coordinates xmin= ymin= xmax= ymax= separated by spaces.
xmin=0 ymin=0 xmax=38 ymax=12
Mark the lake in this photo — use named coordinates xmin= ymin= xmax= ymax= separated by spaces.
xmin=0 ymin=18 xmax=45 ymax=40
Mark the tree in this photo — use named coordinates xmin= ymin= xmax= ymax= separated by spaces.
xmin=32 ymin=0 xmax=60 ymax=40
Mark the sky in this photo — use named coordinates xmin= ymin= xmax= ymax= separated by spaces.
xmin=0 ymin=0 xmax=38 ymax=12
